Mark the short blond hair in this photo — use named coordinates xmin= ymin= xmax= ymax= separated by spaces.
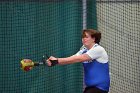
xmin=82 ymin=29 xmax=101 ymax=44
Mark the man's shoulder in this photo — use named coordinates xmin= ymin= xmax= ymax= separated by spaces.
xmin=92 ymin=44 xmax=104 ymax=51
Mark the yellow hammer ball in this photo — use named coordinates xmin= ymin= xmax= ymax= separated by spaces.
xmin=20 ymin=59 xmax=34 ymax=71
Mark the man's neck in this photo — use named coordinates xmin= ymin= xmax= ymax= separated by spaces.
xmin=86 ymin=43 xmax=95 ymax=50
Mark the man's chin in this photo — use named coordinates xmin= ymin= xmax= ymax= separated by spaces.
xmin=83 ymin=44 xmax=88 ymax=47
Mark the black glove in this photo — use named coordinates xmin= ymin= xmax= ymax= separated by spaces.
xmin=50 ymin=59 xmax=59 ymax=66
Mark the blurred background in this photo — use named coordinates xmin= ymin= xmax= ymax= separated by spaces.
xmin=0 ymin=0 xmax=139 ymax=93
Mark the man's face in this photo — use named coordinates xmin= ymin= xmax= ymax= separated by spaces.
xmin=82 ymin=32 xmax=95 ymax=48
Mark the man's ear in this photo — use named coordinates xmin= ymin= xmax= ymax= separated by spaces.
xmin=92 ymin=37 xmax=95 ymax=42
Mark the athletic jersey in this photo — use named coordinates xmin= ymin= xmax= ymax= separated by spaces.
xmin=76 ymin=44 xmax=110 ymax=91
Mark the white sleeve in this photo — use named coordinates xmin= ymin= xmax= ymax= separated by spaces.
xmin=75 ymin=45 xmax=87 ymax=56
xmin=86 ymin=46 xmax=103 ymax=60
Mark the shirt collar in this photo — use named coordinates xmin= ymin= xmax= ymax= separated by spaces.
xmin=93 ymin=43 xmax=99 ymax=47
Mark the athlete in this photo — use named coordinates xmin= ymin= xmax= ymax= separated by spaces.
xmin=47 ymin=29 xmax=110 ymax=93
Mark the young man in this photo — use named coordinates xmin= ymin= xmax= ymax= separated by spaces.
xmin=47 ymin=29 xmax=110 ymax=93
xmin=23 ymin=29 xmax=110 ymax=93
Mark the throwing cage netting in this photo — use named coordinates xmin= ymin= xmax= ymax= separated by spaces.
xmin=0 ymin=0 xmax=139 ymax=93
xmin=0 ymin=0 xmax=83 ymax=93
xmin=96 ymin=0 xmax=140 ymax=93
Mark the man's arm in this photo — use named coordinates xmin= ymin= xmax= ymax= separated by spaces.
xmin=47 ymin=54 xmax=91 ymax=66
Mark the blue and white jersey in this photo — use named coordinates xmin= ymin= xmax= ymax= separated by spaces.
xmin=76 ymin=44 xmax=110 ymax=91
